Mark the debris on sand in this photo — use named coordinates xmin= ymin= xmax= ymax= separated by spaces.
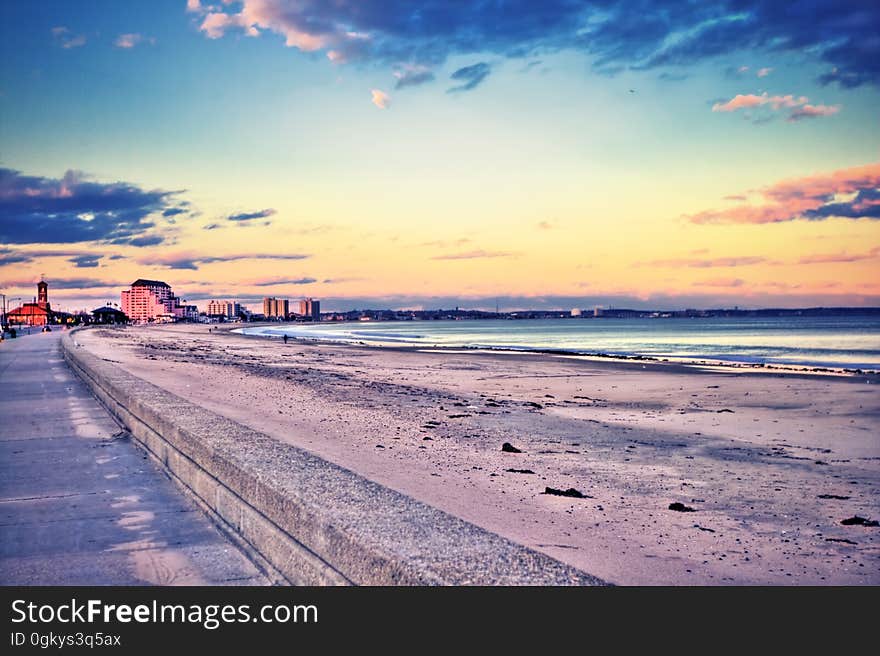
xmin=506 ymin=468 xmax=536 ymax=474
xmin=840 ymin=516 xmax=879 ymax=527
xmin=669 ymin=502 xmax=697 ymax=512
xmin=716 ymin=408 xmax=735 ymax=414
xmin=817 ymin=494 xmax=850 ymax=500
xmin=826 ymin=537 xmax=857 ymax=544
xmin=543 ymin=487 xmax=590 ymax=498
xmin=501 ymin=442 xmax=523 ymax=453
xmin=693 ymin=524 xmax=715 ymax=532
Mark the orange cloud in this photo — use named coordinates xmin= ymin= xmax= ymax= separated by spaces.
xmin=688 ymin=162 xmax=880 ymax=224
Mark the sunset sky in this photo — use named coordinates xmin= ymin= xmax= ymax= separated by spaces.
xmin=1 ymin=1 xmax=879 ymax=313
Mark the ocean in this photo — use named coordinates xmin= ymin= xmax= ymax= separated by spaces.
xmin=238 ymin=315 xmax=880 ymax=370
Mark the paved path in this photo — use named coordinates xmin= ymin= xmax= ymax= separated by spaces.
xmin=0 ymin=330 xmax=267 ymax=585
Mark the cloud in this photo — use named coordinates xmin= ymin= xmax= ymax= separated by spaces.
xmin=69 ymin=254 xmax=102 ymax=268
xmin=203 ymin=223 xmax=222 ymax=230
xmin=687 ymin=162 xmax=880 ymax=225
xmin=190 ymin=1 xmax=880 ymax=88
xmin=644 ymin=256 xmax=767 ymax=268
xmin=448 ymin=62 xmax=491 ymax=93
xmin=693 ymin=278 xmax=746 ymax=288
xmin=432 ymin=249 xmax=517 ymax=260
xmin=712 ymin=92 xmax=841 ymax=122
xmin=394 ymin=66 xmax=435 ymax=89
xmin=371 ymin=89 xmax=390 ymax=108
xmin=537 ymin=221 xmax=555 ymax=230
xmin=51 ymin=26 xmax=86 ymax=49
xmin=142 ymin=252 xmax=310 ymax=270
xmin=115 ymin=33 xmax=153 ymax=49
xmin=797 ymin=247 xmax=880 ymax=264
xmin=0 ymin=168 xmax=181 ymax=246
xmin=0 ymin=277 xmax=124 ymax=291
xmin=162 ymin=207 xmax=188 ymax=217
xmin=227 ymin=208 xmax=276 ymax=222
xmin=251 ymin=277 xmax=318 ymax=286
xmin=756 ymin=67 xmax=773 ymax=77
xmin=787 ymin=103 xmax=841 ymax=121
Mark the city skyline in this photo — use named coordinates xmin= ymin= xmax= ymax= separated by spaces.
xmin=2 ymin=1 xmax=879 ymax=312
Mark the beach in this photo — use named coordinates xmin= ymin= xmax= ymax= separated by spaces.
xmin=74 ymin=323 xmax=880 ymax=585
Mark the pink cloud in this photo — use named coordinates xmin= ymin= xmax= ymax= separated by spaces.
xmin=712 ymin=92 xmax=839 ymax=122
xmin=688 ymin=162 xmax=880 ymax=225
xmin=114 ymin=33 xmax=153 ymax=49
xmin=371 ymin=89 xmax=390 ymax=109
xmin=756 ymin=67 xmax=773 ymax=77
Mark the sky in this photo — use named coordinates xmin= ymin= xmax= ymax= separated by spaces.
xmin=1 ymin=0 xmax=879 ymax=313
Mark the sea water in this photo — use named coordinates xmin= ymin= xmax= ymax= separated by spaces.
xmin=238 ymin=315 xmax=880 ymax=370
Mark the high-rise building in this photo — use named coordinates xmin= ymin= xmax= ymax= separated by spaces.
xmin=298 ymin=298 xmax=321 ymax=321
xmin=262 ymin=297 xmax=289 ymax=319
xmin=121 ymin=279 xmax=185 ymax=323
xmin=206 ymin=300 xmax=241 ymax=318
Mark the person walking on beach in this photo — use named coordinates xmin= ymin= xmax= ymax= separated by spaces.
xmin=283 ymin=334 xmax=288 ymax=344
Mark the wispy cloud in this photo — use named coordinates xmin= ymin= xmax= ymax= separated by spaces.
xmin=756 ymin=67 xmax=773 ymax=77
xmin=371 ymin=89 xmax=390 ymax=108
xmin=393 ymin=66 xmax=435 ymax=89
xmin=432 ymin=249 xmax=517 ymax=260
xmin=712 ymin=92 xmax=840 ymax=122
xmin=251 ymin=277 xmax=318 ymax=286
xmin=797 ymin=247 xmax=880 ymax=264
xmin=687 ymin=162 xmax=880 ymax=225
xmin=142 ymin=252 xmax=310 ymax=270
xmin=51 ymin=26 xmax=86 ymax=49
xmin=114 ymin=33 xmax=153 ymax=49
xmin=643 ymin=256 xmax=768 ymax=268
xmin=448 ymin=62 xmax=491 ymax=93
xmin=227 ymin=208 xmax=276 ymax=222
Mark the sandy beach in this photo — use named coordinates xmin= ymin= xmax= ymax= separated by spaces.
xmin=74 ymin=323 xmax=880 ymax=585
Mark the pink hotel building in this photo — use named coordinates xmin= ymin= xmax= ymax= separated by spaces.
xmin=121 ymin=278 xmax=188 ymax=323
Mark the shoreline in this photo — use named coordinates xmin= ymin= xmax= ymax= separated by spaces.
xmin=229 ymin=322 xmax=880 ymax=379
xmin=74 ymin=323 xmax=880 ymax=585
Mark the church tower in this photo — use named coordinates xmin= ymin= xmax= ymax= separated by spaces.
xmin=37 ymin=280 xmax=49 ymax=309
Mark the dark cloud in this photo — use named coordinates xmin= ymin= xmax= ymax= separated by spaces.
xmin=69 ymin=254 xmax=102 ymax=268
xmin=162 ymin=207 xmax=188 ymax=217
xmin=125 ymin=235 xmax=165 ymax=247
xmin=447 ymin=62 xmax=491 ymax=93
xmin=195 ymin=1 xmax=879 ymax=88
xmin=0 ymin=168 xmax=180 ymax=246
xmin=803 ymin=189 xmax=880 ymax=220
xmin=252 ymin=277 xmax=318 ymax=286
xmin=227 ymin=208 xmax=277 ymax=222
xmin=203 ymin=223 xmax=223 ymax=230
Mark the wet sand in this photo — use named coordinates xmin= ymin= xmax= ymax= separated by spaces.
xmin=75 ymin=323 xmax=880 ymax=585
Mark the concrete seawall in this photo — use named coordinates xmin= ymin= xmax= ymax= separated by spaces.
xmin=62 ymin=329 xmax=606 ymax=586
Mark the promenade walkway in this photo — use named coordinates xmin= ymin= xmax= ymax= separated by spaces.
xmin=0 ymin=330 xmax=267 ymax=585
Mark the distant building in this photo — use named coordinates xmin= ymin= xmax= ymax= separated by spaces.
xmin=121 ymin=279 xmax=186 ymax=323
xmin=92 ymin=306 xmax=127 ymax=324
xmin=594 ymin=306 xmax=603 ymax=317
xmin=298 ymin=298 xmax=321 ymax=321
xmin=6 ymin=280 xmax=54 ymax=326
xmin=206 ymin=299 xmax=242 ymax=319
xmin=263 ymin=297 xmax=289 ymax=319
xmin=571 ymin=308 xmax=582 ymax=317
